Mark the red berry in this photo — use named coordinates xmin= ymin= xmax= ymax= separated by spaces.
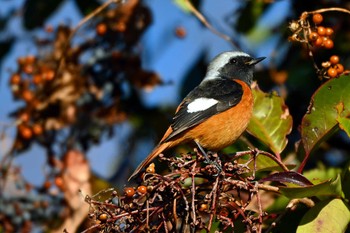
xmin=312 ymin=13 xmax=323 ymax=25
xmin=327 ymin=67 xmax=337 ymax=78
xmin=330 ymin=55 xmax=339 ymax=65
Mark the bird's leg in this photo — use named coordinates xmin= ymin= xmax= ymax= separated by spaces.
xmin=194 ymin=140 xmax=222 ymax=174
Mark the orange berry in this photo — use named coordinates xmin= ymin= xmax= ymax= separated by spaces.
xmin=317 ymin=26 xmax=326 ymax=36
xmin=313 ymin=37 xmax=323 ymax=47
xmin=335 ymin=64 xmax=344 ymax=74
xmin=19 ymin=112 xmax=30 ymax=122
xmin=25 ymin=55 xmax=36 ymax=64
xmin=54 ymin=176 xmax=64 ymax=190
xmin=96 ymin=23 xmax=107 ymax=36
xmin=124 ymin=187 xmax=135 ymax=197
xmin=324 ymin=39 xmax=334 ymax=49
xmin=17 ymin=57 xmax=26 ymax=66
xmin=98 ymin=213 xmax=108 ymax=222
xmin=308 ymin=32 xmax=318 ymax=41
xmin=137 ymin=185 xmax=147 ymax=194
xmin=199 ymin=203 xmax=208 ymax=212
xmin=32 ymin=74 xmax=43 ymax=85
xmin=22 ymin=90 xmax=34 ymax=102
xmin=312 ymin=13 xmax=323 ymax=25
xmin=330 ymin=55 xmax=339 ymax=65
xmin=23 ymin=65 xmax=34 ymax=74
xmin=146 ymin=165 xmax=155 ymax=174
xmin=114 ymin=22 xmax=126 ymax=32
xmin=45 ymin=25 xmax=54 ymax=33
xmin=43 ymin=180 xmax=51 ymax=190
xmin=175 ymin=26 xmax=186 ymax=38
xmin=19 ymin=125 xmax=32 ymax=139
xmin=32 ymin=124 xmax=43 ymax=135
xmin=43 ymin=69 xmax=55 ymax=81
xmin=327 ymin=67 xmax=337 ymax=78
xmin=325 ymin=27 xmax=334 ymax=36
xmin=10 ymin=74 xmax=22 ymax=85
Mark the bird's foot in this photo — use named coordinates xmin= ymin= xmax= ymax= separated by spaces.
xmin=194 ymin=140 xmax=223 ymax=176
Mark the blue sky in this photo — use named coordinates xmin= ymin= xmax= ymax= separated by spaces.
xmin=0 ymin=0 xmax=291 ymax=185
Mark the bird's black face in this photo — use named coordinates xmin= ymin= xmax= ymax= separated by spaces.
xmin=218 ymin=56 xmax=265 ymax=85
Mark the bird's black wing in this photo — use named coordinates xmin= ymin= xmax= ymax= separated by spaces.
xmin=164 ymin=78 xmax=244 ymax=142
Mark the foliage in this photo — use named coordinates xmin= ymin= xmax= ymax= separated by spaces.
xmin=1 ymin=0 xmax=350 ymax=232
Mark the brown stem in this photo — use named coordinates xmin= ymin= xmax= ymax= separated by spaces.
xmin=307 ymin=7 xmax=350 ymax=15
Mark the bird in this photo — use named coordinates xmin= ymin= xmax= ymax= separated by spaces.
xmin=128 ymin=51 xmax=265 ymax=180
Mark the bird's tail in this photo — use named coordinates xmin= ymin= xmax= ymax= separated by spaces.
xmin=128 ymin=141 xmax=173 ymax=181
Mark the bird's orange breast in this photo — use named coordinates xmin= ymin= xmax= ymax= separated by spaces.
xmin=180 ymin=80 xmax=253 ymax=150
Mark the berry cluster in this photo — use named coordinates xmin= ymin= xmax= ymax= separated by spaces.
xmin=9 ymin=54 xmax=57 ymax=142
xmin=323 ymin=55 xmax=345 ymax=78
xmin=0 ymin=167 xmax=64 ymax=232
xmin=85 ymin=152 xmax=265 ymax=232
xmin=289 ymin=11 xmax=347 ymax=79
xmin=308 ymin=13 xmax=334 ymax=49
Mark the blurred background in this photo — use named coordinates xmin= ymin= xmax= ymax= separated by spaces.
xmin=1 ymin=0 xmax=350 ymax=232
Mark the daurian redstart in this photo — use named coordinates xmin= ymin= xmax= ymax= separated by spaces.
xmin=129 ymin=51 xmax=265 ymax=180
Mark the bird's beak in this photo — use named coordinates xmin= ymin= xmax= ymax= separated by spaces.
xmin=246 ymin=57 xmax=266 ymax=66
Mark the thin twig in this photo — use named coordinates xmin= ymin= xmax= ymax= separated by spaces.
xmin=191 ymin=161 xmax=197 ymax=228
xmin=307 ymin=7 xmax=350 ymax=15
xmin=207 ymin=175 xmax=220 ymax=230
xmin=254 ymin=182 xmax=263 ymax=233
xmin=183 ymin=0 xmax=239 ymax=48
xmin=255 ymin=149 xmax=290 ymax=172
xmin=55 ymin=0 xmax=122 ymax=79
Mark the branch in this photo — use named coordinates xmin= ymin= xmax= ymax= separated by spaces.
xmin=183 ymin=0 xmax=240 ymax=48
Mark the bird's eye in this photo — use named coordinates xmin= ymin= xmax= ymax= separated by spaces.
xmin=229 ymin=58 xmax=237 ymax=64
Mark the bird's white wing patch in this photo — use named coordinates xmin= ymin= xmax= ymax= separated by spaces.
xmin=187 ymin=98 xmax=218 ymax=113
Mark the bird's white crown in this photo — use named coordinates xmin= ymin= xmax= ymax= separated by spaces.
xmin=204 ymin=51 xmax=251 ymax=81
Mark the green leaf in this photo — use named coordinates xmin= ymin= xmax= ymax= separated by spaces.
xmin=303 ymin=166 xmax=341 ymax=185
xmin=247 ymin=85 xmax=292 ymax=155
xmin=337 ymin=116 xmax=350 ymax=137
xmin=297 ymin=199 xmax=350 ymax=233
xmin=301 ymin=75 xmax=350 ymax=155
xmin=341 ymin=163 xmax=350 ymax=201
xmin=279 ymin=175 xmax=343 ymax=199
xmin=238 ymin=154 xmax=295 ymax=172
